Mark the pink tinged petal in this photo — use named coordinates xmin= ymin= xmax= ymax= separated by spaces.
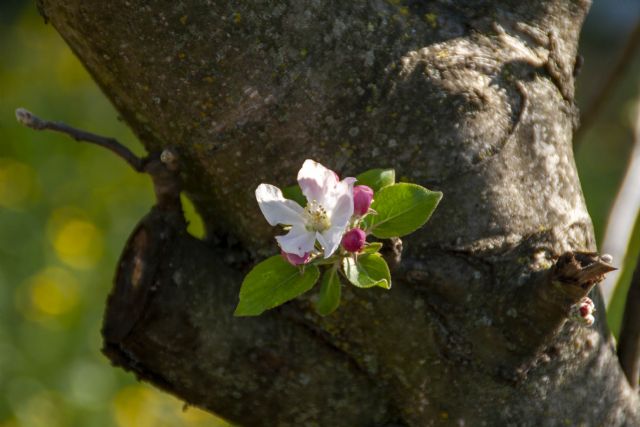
xmin=329 ymin=192 xmax=355 ymax=230
xmin=297 ymin=159 xmax=339 ymax=206
xmin=276 ymin=225 xmax=316 ymax=257
xmin=255 ymin=184 xmax=305 ymax=226
xmin=323 ymin=176 xmax=356 ymax=213
xmin=317 ymin=226 xmax=346 ymax=258
xmin=341 ymin=177 xmax=357 ymax=186
xmin=342 ymin=228 xmax=366 ymax=253
xmin=281 ymin=250 xmax=311 ymax=266
xmin=353 ymin=185 xmax=374 ymax=216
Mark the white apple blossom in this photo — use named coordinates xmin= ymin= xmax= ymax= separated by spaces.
xmin=256 ymin=159 xmax=355 ymax=258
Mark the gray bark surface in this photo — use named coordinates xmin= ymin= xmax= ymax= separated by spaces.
xmin=38 ymin=0 xmax=640 ymax=425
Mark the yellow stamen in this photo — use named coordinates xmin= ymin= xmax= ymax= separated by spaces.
xmin=304 ymin=200 xmax=331 ymax=232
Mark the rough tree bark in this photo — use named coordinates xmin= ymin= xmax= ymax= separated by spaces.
xmin=35 ymin=0 xmax=640 ymax=425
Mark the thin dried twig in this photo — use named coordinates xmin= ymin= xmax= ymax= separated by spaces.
xmin=15 ymin=108 xmax=145 ymax=172
xmin=574 ymin=20 xmax=640 ymax=148
xmin=15 ymin=107 xmax=184 ymax=211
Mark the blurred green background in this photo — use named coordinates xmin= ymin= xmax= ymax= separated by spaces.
xmin=0 ymin=1 xmax=639 ymax=426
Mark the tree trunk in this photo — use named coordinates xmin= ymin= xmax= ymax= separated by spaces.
xmin=37 ymin=0 xmax=640 ymax=425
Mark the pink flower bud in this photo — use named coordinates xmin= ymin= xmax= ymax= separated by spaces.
xmin=353 ymin=185 xmax=374 ymax=216
xmin=573 ymin=297 xmax=595 ymax=326
xmin=579 ymin=304 xmax=591 ymax=318
xmin=342 ymin=228 xmax=366 ymax=253
xmin=281 ymin=250 xmax=311 ymax=266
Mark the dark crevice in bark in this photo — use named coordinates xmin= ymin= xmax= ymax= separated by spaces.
xmin=102 ymin=208 xmax=398 ymax=426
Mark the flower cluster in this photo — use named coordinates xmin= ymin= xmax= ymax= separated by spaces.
xmin=256 ymin=160 xmax=374 ymax=265
xmin=236 ymin=159 xmax=442 ymax=317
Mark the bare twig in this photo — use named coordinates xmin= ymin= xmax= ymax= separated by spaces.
xmin=551 ymin=252 xmax=616 ymax=288
xmin=618 ymin=249 xmax=640 ymax=390
xmin=600 ymin=98 xmax=640 ymax=305
xmin=15 ymin=108 xmax=145 ymax=172
xmin=15 ymin=107 xmax=183 ymax=211
xmin=574 ymin=19 xmax=640 ymax=148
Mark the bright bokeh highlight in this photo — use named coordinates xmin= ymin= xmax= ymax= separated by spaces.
xmin=26 ymin=267 xmax=80 ymax=317
xmin=112 ymin=385 xmax=224 ymax=427
xmin=51 ymin=217 xmax=103 ymax=269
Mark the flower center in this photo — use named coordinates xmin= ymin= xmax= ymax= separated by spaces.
xmin=304 ymin=200 xmax=331 ymax=232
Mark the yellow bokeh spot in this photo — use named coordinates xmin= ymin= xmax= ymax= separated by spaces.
xmin=0 ymin=158 xmax=36 ymax=209
xmin=27 ymin=267 xmax=80 ymax=317
xmin=113 ymin=385 xmax=154 ymax=427
xmin=112 ymin=385 xmax=228 ymax=427
xmin=51 ymin=216 xmax=103 ymax=269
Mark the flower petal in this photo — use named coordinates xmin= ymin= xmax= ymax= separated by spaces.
xmin=297 ymin=159 xmax=339 ymax=206
xmin=317 ymin=226 xmax=346 ymax=258
xmin=276 ymin=225 xmax=316 ymax=257
xmin=281 ymin=250 xmax=311 ymax=266
xmin=256 ymin=184 xmax=305 ymax=226
xmin=330 ymin=195 xmax=354 ymax=228
xmin=327 ymin=178 xmax=355 ymax=226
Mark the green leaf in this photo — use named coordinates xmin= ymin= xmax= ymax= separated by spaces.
xmin=342 ymin=253 xmax=391 ymax=289
xmin=355 ymin=168 xmax=395 ymax=192
xmin=282 ymin=184 xmax=306 ymax=206
xmin=316 ymin=267 xmax=342 ymax=316
xmin=235 ymin=256 xmax=319 ymax=316
xmin=366 ymin=183 xmax=442 ymax=239
xmin=361 ymin=242 xmax=383 ymax=254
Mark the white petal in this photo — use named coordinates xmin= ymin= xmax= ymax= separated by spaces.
xmin=276 ymin=225 xmax=316 ymax=256
xmin=323 ymin=175 xmax=355 ymax=215
xmin=297 ymin=159 xmax=339 ymax=206
xmin=341 ymin=177 xmax=357 ymax=187
xmin=317 ymin=226 xmax=346 ymax=258
xmin=255 ymin=184 xmax=305 ymax=226
xmin=329 ymin=192 xmax=354 ymax=229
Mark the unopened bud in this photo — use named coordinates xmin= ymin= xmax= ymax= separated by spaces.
xmin=160 ymin=148 xmax=179 ymax=171
xmin=342 ymin=228 xmax=366 ymax=253
xmin=571 ymin=296 xmax=595 ymax=326
xmin=15 ymin=108 xmax=44 ymax=129
xmin=353 ymin=185 xmax=374 ymax=216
